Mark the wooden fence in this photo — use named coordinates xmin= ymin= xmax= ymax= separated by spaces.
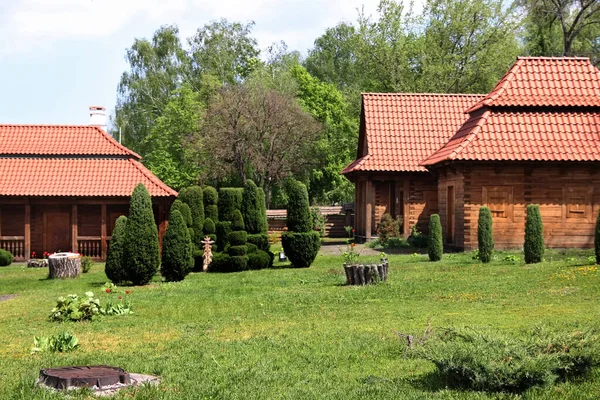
xmin=267 ymin=205 xmax=354 ymax=238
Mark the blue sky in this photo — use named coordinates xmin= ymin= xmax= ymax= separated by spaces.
xmin=0 ymin=0 xmax=396 ymax=126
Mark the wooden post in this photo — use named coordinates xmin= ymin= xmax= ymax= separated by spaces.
xmin=71 ymin=205 xmax=78 ymax=254
xmin=365 ymin=179 xmax=374 ymax=239
xmin=24 ymin=204 xmax=30 ymax=260
xmin=101 ymin=204 xmax=107 ymax=260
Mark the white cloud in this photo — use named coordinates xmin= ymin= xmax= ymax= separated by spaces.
xmin=0 ymin=0 xmax=388 ymax=56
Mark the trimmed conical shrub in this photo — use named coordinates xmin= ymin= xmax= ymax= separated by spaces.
xmin=123 ymin=184 xmax=160 ymax=285
xmin=242 ymin=180 xmax=262 ymax=234
xmin=161 ymin=210 xmax=194 ymax=282
xmin=478 ymin=206 xmax=494 ymax=263
xmin=257 ymin=188 xmax=268 ymax=234
xmin=428 ymin=214 xmax=443 ymax=262
xmin=203 ymin=186 xmax=219 ymax=221
xmin=218 ymin=188 xmax=243 ymax=222
xmin=203 ymin=218 xmax=216 ymax=235
xmin=105 ymin=215 xmax=127 ymax=283
xmin=170 ymin=199 xmax=192 ymax=227
xmin=595 ymin=211 xmax=600 ymax=265
xmin=285 ymin=180 xmax=312 ymax=232
xmin=282 ymin=180 xmax=320 ymax=268
xmin=524 ymin=204 xmax=544 ymax=264
xmin=179 ymin=186 xmax=204 ymax=248
xmin=231 ymin=210 xmax=245 ymax=231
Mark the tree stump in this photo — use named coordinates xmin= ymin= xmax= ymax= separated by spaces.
xmin=343 ymin=261 xmax=389 ymax=286
xmin=27 ymin=259 xmax=48 ymax=268
xmin=48 ymin=253 xmax=81 ymax=279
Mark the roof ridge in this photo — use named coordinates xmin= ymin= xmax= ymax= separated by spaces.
xmin=516 ymin=56 xmax=591 ymax=61
xmin=128 ymin=159 xmax=178 ymax=196
xmin=362 ymin=92 xmax=486 ymax=97
xmin=96 ymin=127 xmax=141 ymax=159
xmin=466 ymin=59 xmax=525 ymax=113
xmin=445 ymin=110 xmax=491 ymax=161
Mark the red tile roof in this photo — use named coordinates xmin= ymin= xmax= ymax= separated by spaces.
xmin=341 ymin=93 xmax=485 ymax=174
xmin=423 ymin=57 xmax=600 ymax=166
xmin=466 ymin=57 xmax=600 ymax=112
xmin=0 ymin=125 xmax=140 ymax=157
xmin=0 ymin=125 xmax=176 ymax=197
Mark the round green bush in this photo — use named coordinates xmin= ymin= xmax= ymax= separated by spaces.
xmin=246 ymin=243 xmax=258 ymax=254
xmin=216 ymin=221 xmax=232 ymax=252
xmin=228 ymin=231 xmax=248 ymax=246
xmin=203 ymin=186 xmax=218 ymax=206
xmin=179 ymin=186 xmax=204 ymax=248
xmin=428 ymin=214 xmax=443 ymax=262
xmin=205 ymin=204 xmax=218 ymax=222
xmin=524 ymin=204 xmax=544 ymax=264
xmin=228 ymin=245 xmax=248 ymax=256
xmin=281 ymin=231 xmax=321 ymax=268
xmin=123 ymin=184 xmax=160 ymax=285
xmin=203 ymin=218 xmax=216 ymax=235
xmin=105 ymin=215 xmax=127 ymax=283
xmin=231 ymin=210 xmax=245 ymax=231
xmin=477 ymin=206 xmax=494 ymax=263
xmin=161 ymin=210 xmax=194 ymax=282
xmin=247 ymin=234 xmax=270 ymax=252
xmin=242 ymin=180 xmax=263 ymax=234
xmin=248 ymin=249 xmax=270 ymax=270
xmin=0 ymin=249 xmax=14 ymax=266
xmin=285 ymin=180 xmax=312 ymax=232
xmin=218 ymin=188 xmax=243 ymax=222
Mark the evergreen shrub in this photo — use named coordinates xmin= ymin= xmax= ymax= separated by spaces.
xmin=105 ymin=215 xmax=127 ymax=283
xmin=428 ymin=214 xmax=443 ymax=262
xmin=205 ymin=205 xmax=218 ymax=222
xmin=285 ymin=180 xmax=312 ymax=232
xmin=242 ymin=180 xmax=262 ymax=234
xmin=247 ymin=234 xmax=270 ymax=252
xmin=161 ymin=210 xmax=194 ymax=282
xmin=208 ymin=252 xmax=230 ymax=272
xmin=281 ymin=231 xmax=321 ymax=268
xmin=228 ymin=231 xmax=247 ymax=246
xmin=0 ymin=249 xmax=13 ymax=266
xmin=248 ymin=250 xmax=271 ymax=270
xmin=203 ymin=186 xmax=218 ymax=207
xmin=377 ymin=213 xmax=403 ymax=243
xmin=180 ymin=203 xmax=192 ymax=227
xmin=228 ymin=245 xmax=248 ymax=256
xmin=218 ymin=188 xmax=242 ymax=222
xmin=524 ymin=204 xmax=544 ymax=264
xmin=231 ymin=210 xmax=245 ymax=231
xmin=477 ymin=206 xmax=494 ymax=263
xmin=216 ymin=222 xmax=232 ymax=251
xmin=246 ymin=243 xmax=258 ymax=254
xmin=123 ymin=184 xmax=160 ymax=285
xmin=203 ymin=218 xmax=216 ymax=235
xmin=257 ymin=188 xmax=268 ymax=234
xmin=179 ymin=186 xmax=204 ymax=248
xmin=229 ymin=256 xmax=249 ymax=272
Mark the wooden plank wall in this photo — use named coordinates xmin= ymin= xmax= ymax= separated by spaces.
xmin=408 ymin=174 xmax=439 ymax=235
xmin=77 ymin=205 xmax=101 ymax=237
xmin=0 ymin=205 xmax=25 ymax=236
xmin=437 ymin=169 xmax=465 ymax=248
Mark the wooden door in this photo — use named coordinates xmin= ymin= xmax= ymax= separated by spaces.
xmin=45 ymin=212 xmax=71 ymax=253
xmin=447 ymin=186 xmax=455 ymax=244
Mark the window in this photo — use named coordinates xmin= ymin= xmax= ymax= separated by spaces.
xmin=563 ymin=187 xmax=593 ymax=221
xmin=482 ymin=186 xmax=513 ymax=220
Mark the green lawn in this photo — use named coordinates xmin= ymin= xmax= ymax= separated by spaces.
xmin=1 ymin=249 xmax=599 ymax=399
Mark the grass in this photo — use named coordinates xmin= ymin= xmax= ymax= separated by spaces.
xmin=0 ymin=248 xmax=599 ymax=399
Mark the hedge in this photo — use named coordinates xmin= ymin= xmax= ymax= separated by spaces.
xmin=524 ymin=204 xmax=544 ymax=264
xmin=216 ymin=222 xmax=232 ymax=252
xmin=247 ymin=234 xmax=270 ymax=252
xmin=203 ymin=218 xmax=216 ymax=235
xmin=179 ymin=186 xmax=204 ymax=248
xmin=477 ymin=206 xmax=494 ymax=263
xmin=227 ymin=230 xmax=247 ymax=246
xmin=248 ymin=249 xmax=271 ymax=270
xmin=161 ymin=210 xmax=194 ymax=282
xmin=428 ymin=214 xmax=443 ymax=262
xmin=285 ymin=180 xmax=312 ymax=232
xmin=105 ymin=215 xmax=128 ymax=283
xmin=205 ymin=205 xmax=218 ymax=222
xmin=281 ymin=231 xmax=321 ymax=268
xmin=228 ymin=245 xmax=248 ymax=256
xmin=203 ymin=186 xmax=219 ymax=222
xmin=123 ymin=183 xmax=160 ymax=285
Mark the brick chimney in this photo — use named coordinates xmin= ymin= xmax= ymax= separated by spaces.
xmin=89 ymin=106 xmax=107 ymax=132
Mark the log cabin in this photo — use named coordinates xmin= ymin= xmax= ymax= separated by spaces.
xmin=0 ymin=108 xmax=177 ymax=261
xmin=344 ymin=56 xmax=600 ymax=250
xmin=341 ymin=93 xmax=485 ymax=240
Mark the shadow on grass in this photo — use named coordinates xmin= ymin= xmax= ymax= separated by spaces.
xmin=408 ymin=370 xmax=459 ymax=392
xmin=269 ymin=262 xmax=301 ymax=270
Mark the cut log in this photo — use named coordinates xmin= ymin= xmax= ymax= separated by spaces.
xmin=343 ymin=264 xmax=354 ymax=285
xmin=27 ymin=259 xmax=48 ymax=268
xmin=48 ymin=253 xmax=81 ymax=279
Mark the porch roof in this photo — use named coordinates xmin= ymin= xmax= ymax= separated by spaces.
xmin=0 ymin=125 xmax=176 ymax=197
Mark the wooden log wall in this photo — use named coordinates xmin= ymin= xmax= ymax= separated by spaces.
xmin=437 ymin=169 xmax=465 ymax=248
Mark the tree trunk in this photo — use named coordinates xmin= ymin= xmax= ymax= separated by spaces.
xmin=48 ymin=253 xmax=81 ymax=279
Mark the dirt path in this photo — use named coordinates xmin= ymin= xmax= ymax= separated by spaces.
xmin=319 ymin=240 xmax=382 ymax=256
